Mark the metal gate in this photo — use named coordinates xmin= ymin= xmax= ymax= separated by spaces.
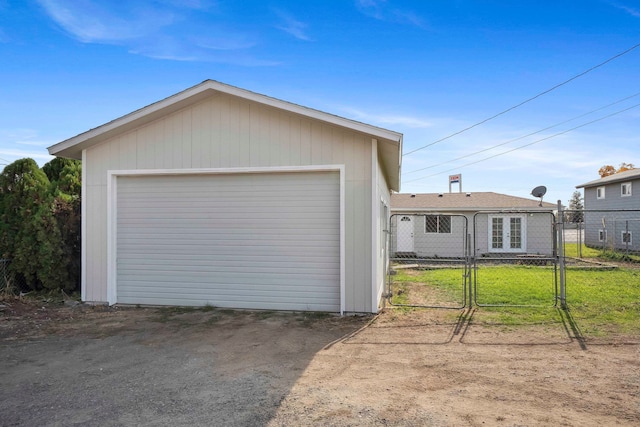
xmin=386 ymin=214 xmax=471 ymax=309
xmin=472 ymin=211 xmax=559 ymax=307
xmin=386 ymin=210 xmax=560 ymax=309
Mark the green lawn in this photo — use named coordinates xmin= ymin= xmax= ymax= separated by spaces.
xmin=389 ymin=265 xmax=640 ymax=336
xmin=564 ymin=242 xmax=640 ymax=262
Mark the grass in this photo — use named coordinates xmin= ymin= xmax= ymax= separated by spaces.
xmin=563 ymin=243 xmax=640 ymax=262
xmin=563 ymin=243 xmax=600 ymax=258
xmin=389 ymin=265 xmax=640 ymax=336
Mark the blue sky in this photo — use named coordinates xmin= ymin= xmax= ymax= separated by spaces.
xmin=1 ymin=0 xmax=639 ymax=205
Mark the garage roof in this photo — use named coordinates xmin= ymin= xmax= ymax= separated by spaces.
xmin=47 ymin=79 xmax=403 ymax=191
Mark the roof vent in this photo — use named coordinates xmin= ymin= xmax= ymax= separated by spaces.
xmin=410 ymin=194 xmax=416 ymax=198
xmin=438 ymin=193 xmax=443 ymax=197
xmin=466 ymin=193 xmax=471 ymax=197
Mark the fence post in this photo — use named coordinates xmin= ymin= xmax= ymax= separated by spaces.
xmin=557 ymin=201 xmax=566 ymax=308
xmin=467 ymin=232 xmax=472 ymax=307
xmin=578 ymin=221 xmax=582 ymax=258
xmin=625 ymin=220 xmax=630 ymax=255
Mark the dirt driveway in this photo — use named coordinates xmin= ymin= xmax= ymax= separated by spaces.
xmin=1 ymin=299 xmax=639 ymax=426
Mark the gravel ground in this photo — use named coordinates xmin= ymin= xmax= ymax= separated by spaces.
xmin=1 ymin=299 xmax=639 ymax=426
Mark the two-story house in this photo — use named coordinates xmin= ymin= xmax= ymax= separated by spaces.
xmin=576 ymin=168 xmax=640 ymax=251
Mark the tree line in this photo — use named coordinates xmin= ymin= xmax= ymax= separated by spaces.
xmin=0 ymin=158 xmax=81 ymax=293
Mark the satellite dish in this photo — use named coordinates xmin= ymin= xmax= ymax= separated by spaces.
xmin=531 ymin=185 xmax=547 ymax=206
xmin=531 ymin=186 xmax=547 ymax=198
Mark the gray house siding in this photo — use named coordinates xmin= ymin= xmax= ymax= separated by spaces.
xmin=473 ymin=213 xmax=553 ymax=257
xmin=374 ymin=158 xmax=391 ymax=309
xmin=581 ymin=176 xmax=639 ymax=251
xmin=391 ymin=211 xmax=554 ymax=257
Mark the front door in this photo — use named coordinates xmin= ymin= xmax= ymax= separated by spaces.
xmin=489 ymin=215 xmax=526 ymax=252
xmin=397 ymin=216 xmax=414 ymax=252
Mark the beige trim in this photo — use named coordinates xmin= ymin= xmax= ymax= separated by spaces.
xmin=371 ymin=138 xmax=379 ymax=313
xmin=81 ymin=149 xmax=87 ymax=301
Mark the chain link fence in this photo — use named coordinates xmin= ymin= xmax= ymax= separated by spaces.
xmin=387 ymin=214 xmax=470 ymax=308
xmin=472 ymin=211 xmax=558 ymax=307
xmin=386 ymin=208 xmax=640 ymax=310
xmin=562 ymin=209 xmax=640 ymax=256
xmin=386 ymin=210 xmax=558 ymax=308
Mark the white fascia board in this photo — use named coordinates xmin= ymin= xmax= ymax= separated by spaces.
xmin=81 ymin=149 xmax=87 ymax=302
xmin=371 ymin=139 xmax=379 ymax=314
xmin=48 ymin=80 xmax=402 ymax=159
xmin=217 ymin=81 xmax=402 ymax=143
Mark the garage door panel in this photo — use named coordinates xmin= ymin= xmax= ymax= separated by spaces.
xmin=117 ymin=297 xmax=338 ymax=312
xmin=119 ymin=287 xmax=339 ymax=302
xmin=116 ymin=171 xmax=340 ymax=311
xmin=117 ymin=242 xmax=338 ymax=255
xmin=118 ymin=258 xmax=339 ymax=270
xmin=119 ymin=278 xmax=341 ymax=292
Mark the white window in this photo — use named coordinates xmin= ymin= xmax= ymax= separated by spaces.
xmin=621 ymin=182 xmax=632 ymax=197
xmin=596 ymin=186 xmax=605 ymax=199
xmin=425 ymin=215 xmax=451 ymax=234
xmin=622 ymin=231 xmax=632 ymax=244
xmin=488 ymin=214 xmax=527 ymax=252
xmin=599 ymin=229 xmax=607 ymax=242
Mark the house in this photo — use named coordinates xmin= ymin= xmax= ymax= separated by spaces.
xmin=390 ymin=192 xmax=556 ymax=258
xmin=47 ymin=80 xmax=402 ymax=314
xmin=576 ymin=169 xmax=640 ymax=251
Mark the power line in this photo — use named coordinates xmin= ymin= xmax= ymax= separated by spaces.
xmin=403 ymin=102 xmax=640 ymax=184
xmin=402 ymin=41 xmax=640 ymax=157
xmin=404 ymin=91 xmax=640 ymax=175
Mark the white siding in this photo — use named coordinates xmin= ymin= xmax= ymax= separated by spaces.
xmin=84 ymin=93 xmax=376 ymax=312
xmin=115 ymin=172 xmax=340 ymax=311
xmin=374 ymin=148 xmax=391 ymax=312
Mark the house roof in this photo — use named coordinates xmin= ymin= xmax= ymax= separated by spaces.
xmin=47 ymin=79 xmax=403 ymax=191
xmin=391 ymin=192 xmax=556 ymax=212
xmin=576 ymin=168 xmax=640 ymax=189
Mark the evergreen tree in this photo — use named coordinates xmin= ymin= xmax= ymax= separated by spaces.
xmin=0 ymin=159 xmax=52 ymax=289
xmin=0 ymin=158 xmax=80 ymax=292
xmin=568 ymin=190 xmax=584 ymax=223
xmin=43 ymin=157 xmax=81 ymax=291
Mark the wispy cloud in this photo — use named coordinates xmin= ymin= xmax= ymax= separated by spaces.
xmin=608 ymin=1 xmax=640 ymax=17
xmin=338 ymin=105 xmax=433 ymax=128
xmin=273 ymin=9 xmax=312 ymax=41
xmin=0 ymin=128 xmax=58 ymax=158
xmin=0 ymin=148 xmax=54 ymax=162
xmin=37 ymin=0 xmax=174 ymax=42
xmin=0 ymin=129 xmax=55 ymax=166
xmin=355 ymin=0 xmax=427 ymax=28
xmin=36 ymin=0 xmax=278 ymax=65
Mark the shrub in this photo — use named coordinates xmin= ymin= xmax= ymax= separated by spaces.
xmin=0 ymin=158 xmax=81 ymax=292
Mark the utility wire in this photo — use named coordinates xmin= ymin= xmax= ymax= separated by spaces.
xmin=404 ymin=91 xmax=640 ymax=175
xmin=403 ymin=102 xmax=640 ymax=184
xmin=403 ymin=42 xmax=640 ymax=157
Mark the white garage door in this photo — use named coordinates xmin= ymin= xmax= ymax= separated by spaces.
xmin=116 ymin=171 xmax=340 ymax=311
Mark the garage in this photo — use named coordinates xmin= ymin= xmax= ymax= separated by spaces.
xmin=114 ymin=170 xmax=341 ymax=311
xmin=48 ymin=80 xmax=402 ymax=313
